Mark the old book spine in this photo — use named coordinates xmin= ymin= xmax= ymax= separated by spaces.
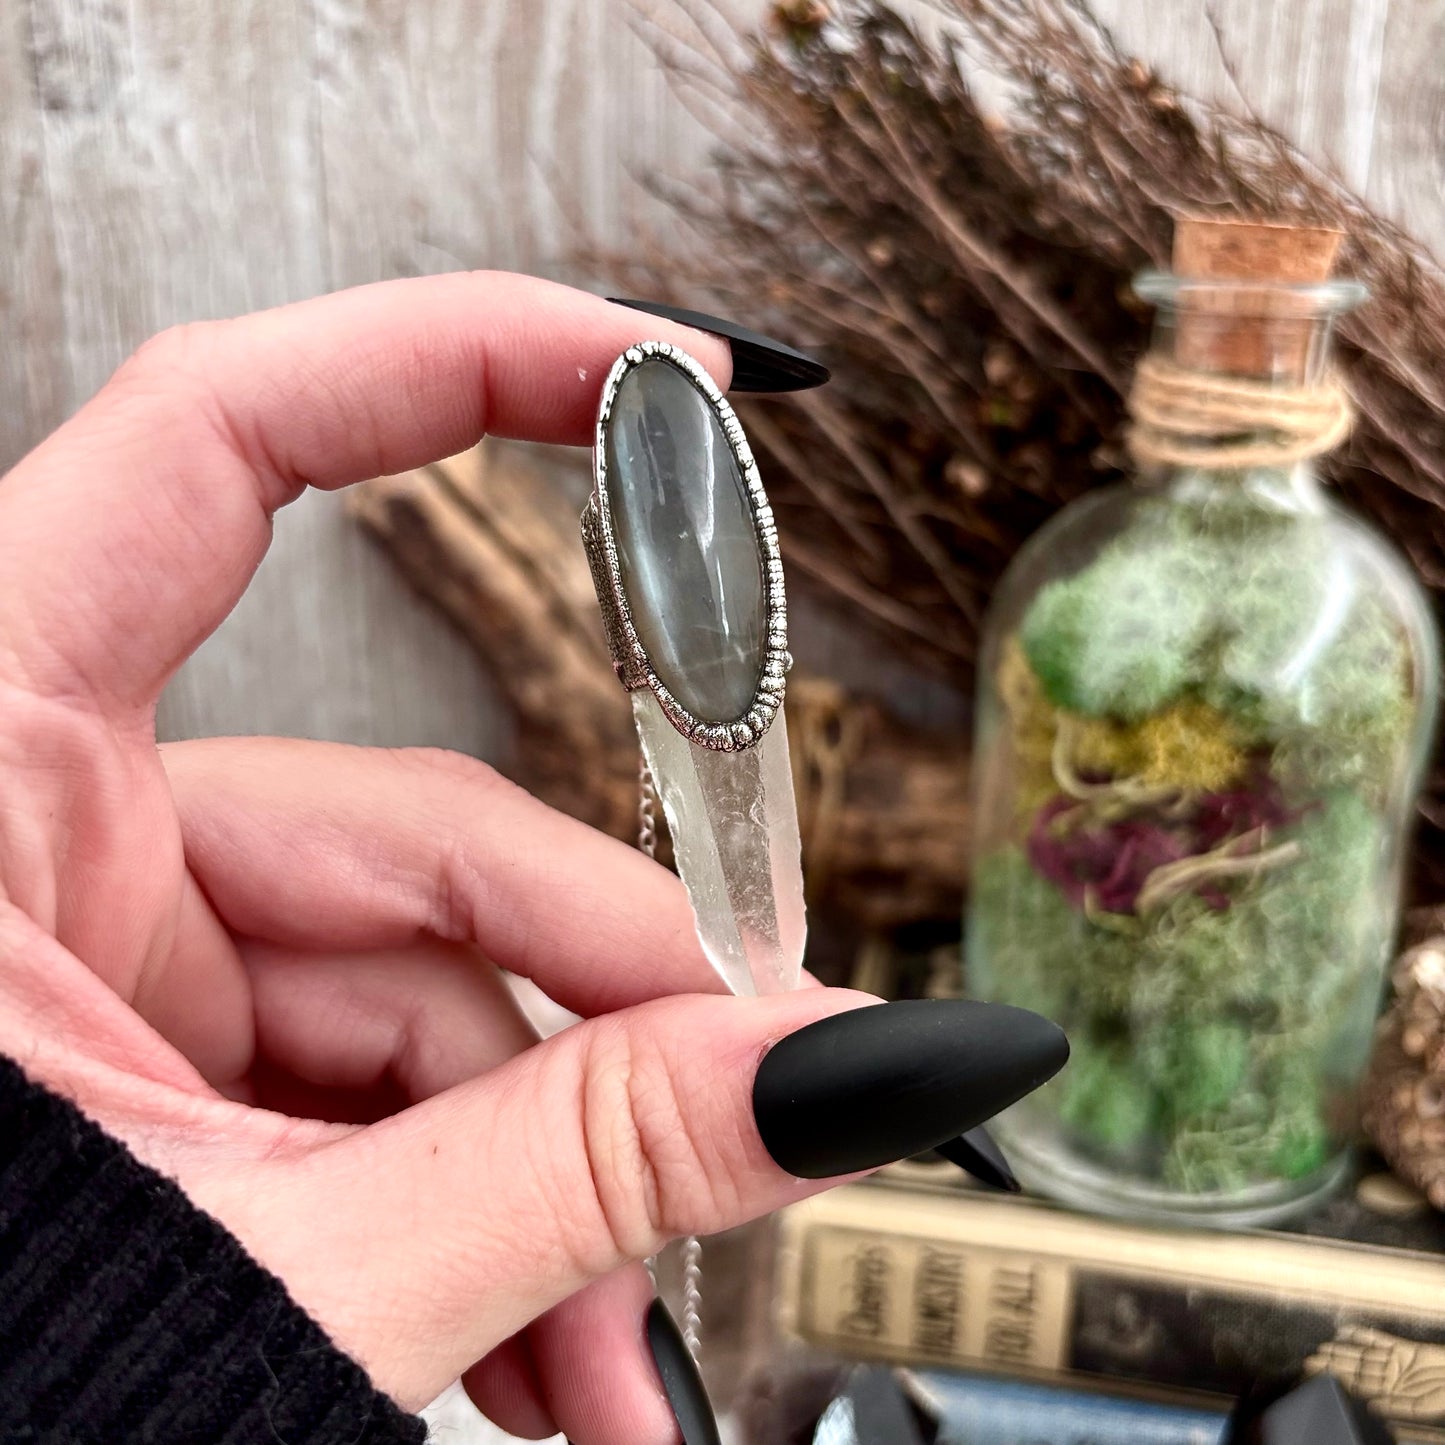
xmin=905 ymin=1370 xmax=1227 ymax=1445
xmin=775 ymin=1183 xmax=1445 ymax=1440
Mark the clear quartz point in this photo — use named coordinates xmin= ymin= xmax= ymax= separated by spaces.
xmin=632 ymin=689 xmax=806 ymax=996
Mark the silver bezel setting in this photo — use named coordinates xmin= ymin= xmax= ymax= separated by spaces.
xmin=582 ymin=340 xmax=790 ymax=752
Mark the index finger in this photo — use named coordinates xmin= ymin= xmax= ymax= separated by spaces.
xmin=0 ymin=273 xmax=733 ymax=711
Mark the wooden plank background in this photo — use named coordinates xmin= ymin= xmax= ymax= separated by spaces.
xmin=1 ymin=0 xmax=1441 ymax=761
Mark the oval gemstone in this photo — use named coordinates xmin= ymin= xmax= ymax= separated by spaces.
xmin=605 ymin=357 xmax=766 ymax=724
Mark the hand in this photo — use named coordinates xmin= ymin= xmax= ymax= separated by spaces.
xmin=0 ymin=273 xmax=1064 ymax=1442
xmin=1310 ymin=1326 xmax=1445 ymax=1420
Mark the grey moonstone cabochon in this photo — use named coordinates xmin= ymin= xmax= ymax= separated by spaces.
xmin=604 ymin=356 xmax=766 ymax=724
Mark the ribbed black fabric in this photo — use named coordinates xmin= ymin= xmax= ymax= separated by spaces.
xmin=0 ymin=1055 xmax=428 ymax=1444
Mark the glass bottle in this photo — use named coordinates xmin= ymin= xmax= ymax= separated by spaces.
xmin=965 ymin=223 xmax=1439 ymax=1225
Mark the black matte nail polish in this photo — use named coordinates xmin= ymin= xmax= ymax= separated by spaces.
xmin=752 ymin=999 xmax=1068 ymax=1179
xmin=608 ymin=297 xmax=831 ymax=392
xmin=647 ymin=1298 xmax=722 ymax=1445
xmin=937 ymin=1124 xmax=1021 ymax=1193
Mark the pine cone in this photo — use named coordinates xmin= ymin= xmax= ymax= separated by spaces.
xmin=1363 ymin=940 xmax=1445 ymax=1208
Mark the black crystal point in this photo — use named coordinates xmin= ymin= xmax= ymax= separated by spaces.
xmin=827 ymin=1366 xmax=927 ymax=1445
xmin=1225 ymin=1374 xmax=1395 ymax=1445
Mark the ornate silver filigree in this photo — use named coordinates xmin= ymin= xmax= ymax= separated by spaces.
xmin=582 ymin=340 xmax=790 ymax=752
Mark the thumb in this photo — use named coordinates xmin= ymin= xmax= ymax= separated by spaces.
xmin=264 ymin=991 xmax=1066 ymax=1405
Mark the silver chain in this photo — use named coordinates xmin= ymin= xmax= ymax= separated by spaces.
xmin=679 ymin=1234 xmax=703 ymax=1358
xmin=638 ymin=756 xmax=659 ymax=861
xmin=637 ymin=753 xmax=703 ymax=1361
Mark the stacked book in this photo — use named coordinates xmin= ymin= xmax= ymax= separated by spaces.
xmin=772 ymin=1162 xmax=1445 ymax=1444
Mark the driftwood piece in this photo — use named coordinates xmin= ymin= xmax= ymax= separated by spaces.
xmin=350 ymin=443 xmax=970 ymax=932
xmin=352 ymin=443 xmax=639 ymax=838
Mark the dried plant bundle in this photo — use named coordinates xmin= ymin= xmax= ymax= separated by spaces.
xmin=607 ymin=0 xmax=1445 ymax=904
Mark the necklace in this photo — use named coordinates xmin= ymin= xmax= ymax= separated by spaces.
xmin=585 ymin=340 xmax=810 ymax=1361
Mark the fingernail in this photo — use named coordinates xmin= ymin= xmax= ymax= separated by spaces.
xmin=936 ymin=1124 xmax=1022 ymax=1193
xmin=647 ymin=1298 xmax=722 ymax=1445
xmin=607 ymin=297 xmax=831 ymax=392
xmin=752 ymin=999 xmax=1068 ymax=1179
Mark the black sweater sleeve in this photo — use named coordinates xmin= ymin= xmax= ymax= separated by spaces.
xmin=0 ymin=1055 xmax=428 ymax=1444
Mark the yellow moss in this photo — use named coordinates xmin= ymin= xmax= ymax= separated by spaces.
xmin=998 ymin=635 xmax=1050 ymax=723
xmin=996 ymin=639 xmax=1249 ymax=802
xmin=997 ymin=638 xmax=1061 ymax=810
xmin=1070 ymin=715 xmax=1137 ymax=778
xmin=1073 ymin=698 xmax=1249 ymax=792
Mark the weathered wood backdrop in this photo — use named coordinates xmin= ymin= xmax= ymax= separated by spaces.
xmin=1 ymin=0 xmax=1441 ymax=757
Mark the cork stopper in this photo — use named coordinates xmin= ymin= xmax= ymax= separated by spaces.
xmin=1170 ymin=216 xmax=1342 ymax=377
xmin=1173 ymin=217 xmax=1342 ymax=286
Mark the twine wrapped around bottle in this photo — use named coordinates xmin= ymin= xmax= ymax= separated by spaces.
xmin=1127 ymin=354 xmax=1353 ymax=470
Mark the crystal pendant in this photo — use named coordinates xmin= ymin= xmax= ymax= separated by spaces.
xmin=587 ymin=342 xmax=808 ymax=998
